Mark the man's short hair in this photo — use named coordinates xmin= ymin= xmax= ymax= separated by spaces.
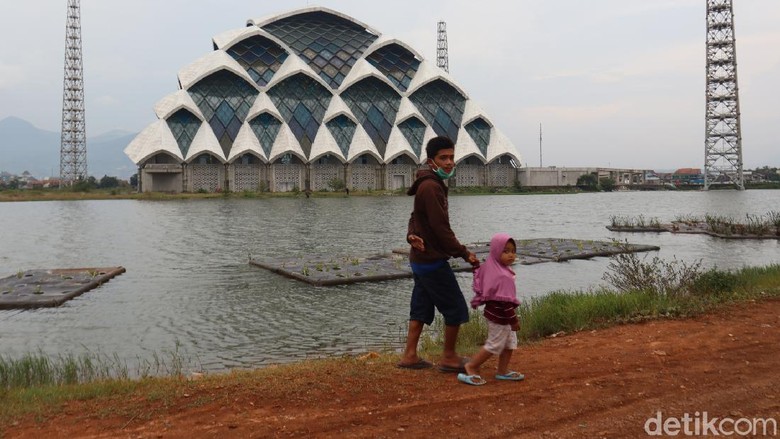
xmin=425 ymin=136 xmax=455 ymax=159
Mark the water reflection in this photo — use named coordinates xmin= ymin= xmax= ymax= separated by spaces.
xmin=0 ymin=190 xmax=778 ymax=371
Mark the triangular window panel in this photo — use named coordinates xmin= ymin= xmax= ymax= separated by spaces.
xmin=226 ymin=35 xmax=289 ymax=87
xmin=465 ymin=118 xmax=491 ymax=157
xmin=326 ymin=115 xmax=356 ymax=158
xmin=341 ymin=77 xmax=401 ymax=158
xmin=188 ymin=70 xmax=258 ymax=157
xmin=166 ymin=109 xmax=201 ymax=158
xmin=409 ymin=79 xmax=465 ymax=143
xmin=249 ymin=113 xmax=282 ymax=157
xmin=267 ymin=73 xmax=332 ymax=158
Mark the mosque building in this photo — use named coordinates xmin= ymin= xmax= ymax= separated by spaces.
xmin=124 ymin=7 xmax=522 ymax=192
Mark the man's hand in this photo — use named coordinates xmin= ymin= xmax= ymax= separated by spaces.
xmin=466 ymin=252 xmax=480 ymax=268
xmin=408 ymin=234 xmax=425 ymax=252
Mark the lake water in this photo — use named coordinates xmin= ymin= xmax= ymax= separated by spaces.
xmin=1 ymin=190 xmax=779 ymax=372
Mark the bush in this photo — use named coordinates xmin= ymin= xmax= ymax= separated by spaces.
xmin=691 ymin=268 xmax=741 ymax=296
xmin=602 ymin=248 xmax=703 ymax=297
xmin=599 ymin=177 xmax=616 ymax=192
xmin=576 ymin=173 xmax=599 ymax=191
xmin=71 ymin=177 xmax=97 ymax=192
xmin=98 ymin=175 xmax=120 ymax=189
xmin=327 ymin=178 xmax=345 ymax=192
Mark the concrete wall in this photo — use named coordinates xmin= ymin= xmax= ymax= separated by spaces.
xmin=518 ymin=167 xmax=653 ymax=188
xmin=139 ymin=162 xmax=660 ymax=193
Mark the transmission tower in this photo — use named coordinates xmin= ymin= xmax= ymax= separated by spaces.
xmin=704 ymin=0 xmax=743 ymax=190
xmin=437 ymin=21 xmax=449 ymax=73
xmin=60 ymin=0 xmax=87 ymax=185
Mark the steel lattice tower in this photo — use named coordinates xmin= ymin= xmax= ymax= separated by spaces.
xmin=437 ymin=21 xmax=449 ymax=73
xmin=704 ymin=0 xmax=743 ymax=190
xmin=60 ymin=0 xmax=87 ymax=184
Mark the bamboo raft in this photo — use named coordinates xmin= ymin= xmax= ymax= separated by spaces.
xmin=250 ymin=239 xmax=659 ymax=286
xmin=0 ymin=267 xmax=126 ymax=309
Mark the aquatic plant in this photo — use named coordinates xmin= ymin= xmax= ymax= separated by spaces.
xmin=673 ymin=214 xmax=702 ymax=225
xmin=603 ymin=246 xmax=703 ymax=297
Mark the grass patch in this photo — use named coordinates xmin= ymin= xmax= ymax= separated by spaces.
xmin=421 ymin=263 xmax=780 ymax=356
xmin=0 ymin=343 xmax=195 ymax=390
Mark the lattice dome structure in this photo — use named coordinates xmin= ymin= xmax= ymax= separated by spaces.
xmin=125 ymin=7 xmax=521 ymax=193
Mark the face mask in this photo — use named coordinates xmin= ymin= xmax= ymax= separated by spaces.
xmin=431 ymin=162 xmax=455 ymax=180
xmin=434 ymin=167 xmax=456 ymax=180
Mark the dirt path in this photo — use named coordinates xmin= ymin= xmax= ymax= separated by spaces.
xmin=7 ymin=299 xmax=780 ymax=438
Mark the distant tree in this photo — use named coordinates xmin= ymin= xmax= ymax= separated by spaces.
xmin=327 ymin=177 xmax=345 ymax=192
xmin=576 ymin=173 xmax=599 ymax=191
xmin=753 ymin=166 xmax=780 ymax=182
xmin=7 ymin=178 xmax=20 ymax=190
xmin=599 ymin=177 xmax=616 ymax=192
xmin=98 ymin=175 xmax=120 ymax=188
xmin=71 ymin=176 xmax=98 ymax=192
xmin=129 ymin=173 xmax=138 ymax=188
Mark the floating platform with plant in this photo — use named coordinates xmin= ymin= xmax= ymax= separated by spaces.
xmin=607 ymin=212 xmax=780 ymax=239
xmin=249 ymin=239 xmax=659 ymax=286
xmin=0 ymin=267 xmax=126 ymax=309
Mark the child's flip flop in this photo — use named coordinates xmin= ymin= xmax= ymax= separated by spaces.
xmin=457 ymin=373 xmax=486 ymax=386
xmin=495 ymin=371 xmax=525 ymax=381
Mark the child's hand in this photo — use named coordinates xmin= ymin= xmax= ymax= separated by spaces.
xmin=511 ymin=322 xmax=520 ymax=332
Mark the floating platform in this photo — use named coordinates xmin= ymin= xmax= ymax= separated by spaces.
xmin=0 ymin=267 xmax=126 ymax=309
xmin=608 ymin=223 xmax=780 ymax=240
xmin=249 ymin=239 xmax=659 ymax=286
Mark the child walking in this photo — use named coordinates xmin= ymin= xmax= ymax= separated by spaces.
xmin=457 ymin=233 xmax=525 ymax=386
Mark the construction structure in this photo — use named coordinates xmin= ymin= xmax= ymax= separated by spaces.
xmin=59 ymin=0 xmax=88 ymax=184
xmin=124 ymin=7 xmax=520 ymax=193
xmin=436 ymin=21 xmax=449 ymax=73
xmin=704 ymin=0 xmax=744 ymax=190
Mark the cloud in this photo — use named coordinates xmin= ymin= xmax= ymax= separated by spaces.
xmin=0 ymin=64 xmax=25 ymax=90
xmin=94 ymin=95 xmax=119 ymax=107
xmin=519 ymin=102 xmax=623 ymax=124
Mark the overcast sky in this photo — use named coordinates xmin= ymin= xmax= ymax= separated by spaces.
xmin=0 ymin=0 xmax=778 ymax=170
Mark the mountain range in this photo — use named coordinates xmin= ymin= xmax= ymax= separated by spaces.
xmin=0 ymin=117 xmax=137 ymax=179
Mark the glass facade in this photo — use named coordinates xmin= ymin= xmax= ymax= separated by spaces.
xmin=267 ymin=73 xmax=333 ymax=158
xmin=409 ymin=79 xmax=466 ymax=143
xmin=188 ymin=70 xmax=258 ymax=158
xmin=249 ymin=112 xmax=282 ymax=157
xmin=365 ymin=43 xmax=420 ymax=92
xmin=397 ymin=117 xmax=425 ymax=158
xmin=262 ymin=11 xmax=378 ymax=89
xmin=340 ymin=77 xmax=401 ymax=158
xmin=326 ymin=115 xmax=357 ymax=158
xmin=129 ymin=8 xmax=520 ymax=190
xmin=465 ymin=117 xmax=491 ymax=157
xmin=166 ymin=109 xmax=201 ymax=158
xmin=226 ymin=35 xmax=289 ymax=87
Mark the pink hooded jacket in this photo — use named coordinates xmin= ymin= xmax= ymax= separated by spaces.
xmin=471 ymin=233 xmax=519 ymax=309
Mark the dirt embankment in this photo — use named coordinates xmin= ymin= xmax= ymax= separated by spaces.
xmin=6 ymin=299 xmax=780 ymax=438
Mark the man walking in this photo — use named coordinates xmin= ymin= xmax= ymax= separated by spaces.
xmin=397 ymin=136 xmax=480 ymax=372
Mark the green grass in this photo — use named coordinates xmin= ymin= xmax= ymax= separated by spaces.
xmin=0 ymin=343 xmax=193 ymax=390
xmin=422 ymin=264 xmax=780 ymax=355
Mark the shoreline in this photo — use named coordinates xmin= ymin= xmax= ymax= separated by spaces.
xmin=3 ymin=296 xmax=779 ymax=437
xmin=1 ymin=184 xmax=777 ymax=202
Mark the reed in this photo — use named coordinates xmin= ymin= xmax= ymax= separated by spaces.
xmin=0 ymin=343 xmax=194 ymax=390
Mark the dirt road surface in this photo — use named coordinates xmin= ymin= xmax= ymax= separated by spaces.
xmin=6 ymin=299 xmax=780 ymax=438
